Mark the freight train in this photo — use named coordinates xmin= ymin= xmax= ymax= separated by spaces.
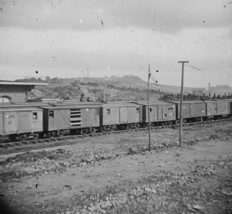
xmin=0 ymin=99 xmax=232 ymax=141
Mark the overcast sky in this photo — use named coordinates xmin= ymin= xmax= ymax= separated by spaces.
xmin=0 ymin=0 xmax=231 ymax=87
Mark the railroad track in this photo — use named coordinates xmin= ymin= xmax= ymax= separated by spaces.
xmin=0 ymin=118 xmax=231 ymax=150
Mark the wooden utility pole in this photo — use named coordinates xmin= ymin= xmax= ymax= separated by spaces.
xmin=147 ymin=64 xmax=151 ymax=151
xmin=178 ymin=61 xmax=189 ymax=147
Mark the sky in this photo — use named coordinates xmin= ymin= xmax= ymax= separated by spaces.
xmin=0 ymin=0 xmax=231 ymax=88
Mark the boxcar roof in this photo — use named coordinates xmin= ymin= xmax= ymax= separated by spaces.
xmin=204 ymin=100 xmax=219 ymax=103
xmin=0 ymin=107 xmax=42 ymax=112
xmin=101 ymin=102 xmax=140 ymax=107
xmin=51 ymin=102 xmax=101 ymax=106
xmin=0 ymin=102 xmax=50 ymax=108
xmin=169 ymin=100 xmax=206 ymax=104
xmin=42 ymin=104 xmax=101 ymax=110
xmin=134 ymin=100 xmax=174 ymax=105
xmin=212 ymin=99 xmax=230 ymax=102
xmin=204 ymin=100 xmax=231 ymax=104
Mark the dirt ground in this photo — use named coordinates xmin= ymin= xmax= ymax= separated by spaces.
xmin=0 ymin=122 xmax=232 ymax=214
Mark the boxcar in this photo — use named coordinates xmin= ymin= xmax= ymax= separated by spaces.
xmin=100 ymin=102 xmax=142 ymax=129
xmin=135 ymin=101 xmax=176 ymax=124
xmin=205 ymin=101 xmax=217 ymax=116
xmin=226 ymin=99 xmax=232 ymax=115
xmin=170 ymin=101 xmax=207 ymax=121
xmin=205 ymin=100 xmax=229 ymax=118
xmin=0 ymin=104 xmax=43 ymax=140
xmin=214 ymin=100 xmax=230 ymax=116
xmin=42 ymin=102 xmax=101 ymax=135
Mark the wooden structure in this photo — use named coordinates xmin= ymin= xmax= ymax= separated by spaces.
xmin=0 ymin=81 xmax=48 ymax=103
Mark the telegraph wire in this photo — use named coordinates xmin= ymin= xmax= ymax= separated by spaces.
xmin=186 ymin=64 xmax=202 ymax=71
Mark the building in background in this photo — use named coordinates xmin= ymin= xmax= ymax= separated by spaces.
xmin=192 ymin=89 xmax=206 ymax=96
xmin=0 ymin=81 xmax=48 ymax=103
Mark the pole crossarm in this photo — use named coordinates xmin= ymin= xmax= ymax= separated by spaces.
xmin=178 ymin=61 xmax=189 ymax=63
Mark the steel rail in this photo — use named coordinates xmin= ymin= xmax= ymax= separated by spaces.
xmin=0 ymin=117 xmax=231 ymax=150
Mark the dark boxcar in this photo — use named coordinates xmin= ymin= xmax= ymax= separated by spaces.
xmin=170 ymin=101 xmax=191 ymax=119
xmin=206 ymin=100 xmax=230 ymax=117
xmin=190 ymin=101 xmax=206 ymax=117
xmin=42 ymin=106 xmax=70 ymax=132
xmin=226 ymin=99 xmax=232 ymax=115
xmin=101 ymin=102 xmax=142 ymax=126
xmin=135 ymin=101 xmax=176 ymax=122
xmin=215 ymin=100 xmax=229 ymax=115
xmin=170 ymin=101 xmax=206 ymax=119
xmin=169 ymin=101 xmax=190 ymax=119
xmin=0 ymin=105 xmax=43 ymax=137
xmin=42 ymin=103 xmax=101 ymax=133
xmin=205 ymin=101 xmax=217 ymax=116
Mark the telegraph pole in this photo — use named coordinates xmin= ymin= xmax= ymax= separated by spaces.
xmin=147 ymin=64 xmax=151 ymax=151
xmin=178 ymin=61 xmax=189 ymax=147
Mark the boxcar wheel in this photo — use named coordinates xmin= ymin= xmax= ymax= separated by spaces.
xmin=9 ymin=134 xmax=17 ymax=142
xmin=48 ymin=132 xmax=55 ymax=138
xmin=19 ymin=134 xmax=28 ymax=141
xmin=59 ymin=130 xmax=65 ymax=136
xmin=56 ymin=130 xmax=60 ymax=137
xmin=39 ymin=133 xmax=44 ymax=138
xmin=33 ymin=133 xmax=39 ymax=140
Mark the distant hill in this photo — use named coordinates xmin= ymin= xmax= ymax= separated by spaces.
xmin=105 ymin=75 xmax=145 ymax=85
xmin=64 ymin=75 xmax=146 ymax=87
xmin=17 ymin=75 xmax=232 ymax=102
xmin=153 ymin=83 xmax=232 ymax=96
xmin=62 ymin=75 xmax=232 ymax=95
xmin=209 ymin=85 xmax=232 ymax=96
xmin=156 ymin=84 xmax=205 ymax=94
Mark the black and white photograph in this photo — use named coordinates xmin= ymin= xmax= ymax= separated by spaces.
xmin=0 ymin=0 xmax=232 ymax=213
